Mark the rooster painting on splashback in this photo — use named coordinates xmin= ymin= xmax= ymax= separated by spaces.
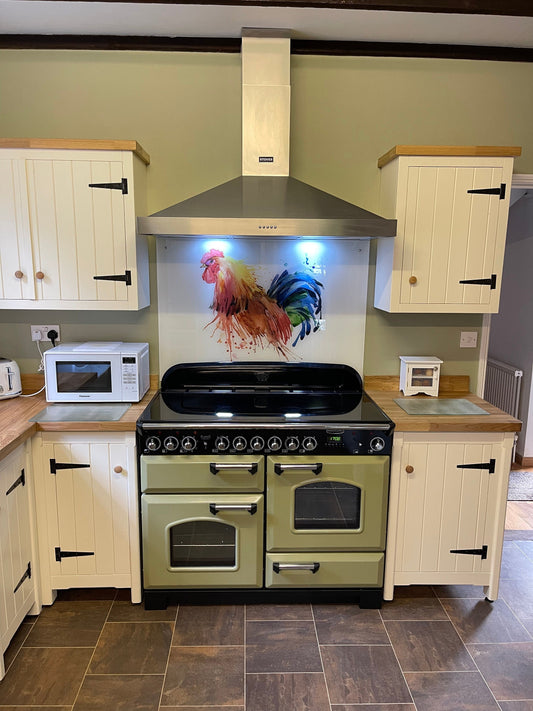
xmin=200 ymin=248 xmax=323 ymax=359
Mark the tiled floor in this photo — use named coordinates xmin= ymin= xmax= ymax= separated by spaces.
xmin=2 ymin=529 xmax=533 ymax=709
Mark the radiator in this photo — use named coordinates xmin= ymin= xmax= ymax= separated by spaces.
xmin=484 ymin=358 xmax=523 ymax=419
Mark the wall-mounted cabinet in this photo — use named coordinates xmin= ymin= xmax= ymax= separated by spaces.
xmin=374 ymin=146 xmax=520 ymax=313
xmin=0 ymin=139 xmax=150 ymax=310
xmin=32 ymin=432 xmax=141 ymax=604
xmin=384 ymin=431 xmax=514 ymax=602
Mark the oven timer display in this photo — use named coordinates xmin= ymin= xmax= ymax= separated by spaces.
xmin=327 ymin=434 xmax=343 ymax=445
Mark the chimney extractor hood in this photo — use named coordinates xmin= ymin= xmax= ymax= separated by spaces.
xmin=138 ymin=29 xmax=396 ymax=240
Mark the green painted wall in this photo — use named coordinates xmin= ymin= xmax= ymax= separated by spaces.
xmin=1 ymin=50 xmax=532 ymax=388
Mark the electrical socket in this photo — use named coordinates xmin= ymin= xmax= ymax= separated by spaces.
xmin=31 ymin=325 xmax=61 ymax=342
xmin=460 ymin=331 xmax=478 ymax=348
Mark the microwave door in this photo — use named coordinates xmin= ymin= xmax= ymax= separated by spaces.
xmin=46 ymin=356 xmax=122 ymax=402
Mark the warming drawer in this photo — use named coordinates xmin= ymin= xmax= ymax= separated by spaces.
xmin=265 ymin=552 xmax=384 ymax=588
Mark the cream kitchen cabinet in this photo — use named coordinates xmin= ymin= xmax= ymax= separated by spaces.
xmin=374 ymin=146 xmax=520 ymax=313
xmin=32 ymin=432 xmax=141 ymax=604
xmin=0 ymin=442 xmax=40 ymax=680
xmin=384 ymin=431 xmax=514 ymax=601
xmin=0 ymin=139 xmax=150 ymax=310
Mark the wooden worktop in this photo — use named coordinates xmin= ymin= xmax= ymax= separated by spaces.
xmin=377 ymin=145 xmax=522 ymax=169
xmin=0 ymin=138 xmax=151 ymax=165
xmin=0 ymin=375 xmax=158 ymax=462
xmin=365 ymin=376 xmax=522 ymax=433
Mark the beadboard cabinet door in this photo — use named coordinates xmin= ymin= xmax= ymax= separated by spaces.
xmin=374 ymin=152 xmax=516 ymax=313
xmin=33 ymin=432 xmax=141 ymax=604
xmin=0 ymin=147 xmax=149 ymax=310
xmin=0 ymin=443 xmax=39 ymax=680
xmin=384 ymin=432 xmax=514 ymax=601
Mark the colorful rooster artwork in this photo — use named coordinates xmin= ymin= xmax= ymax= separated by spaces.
xmin=200 ymin=249 xmax=323 ymax=358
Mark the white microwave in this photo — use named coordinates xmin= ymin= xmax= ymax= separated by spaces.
xmin=44 ymin=342 xmax=150 ymax=403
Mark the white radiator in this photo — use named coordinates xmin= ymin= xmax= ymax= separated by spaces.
xmin=484 ymin=358 xmax=523 ymax=418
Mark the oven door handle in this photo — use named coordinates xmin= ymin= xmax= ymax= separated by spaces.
xmin=209 ymin=503 xmax=258 ymax=516
xmin=274 ymin=463 xmax=323 ymax=476
xmin=272 ymin=562 xmax=320 ymax=574
xmin=210 ymin=462 xmax=258 ymax=475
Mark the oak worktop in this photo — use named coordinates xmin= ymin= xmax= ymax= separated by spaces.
xmin=0 ymin=375 xmax=521 ymax=462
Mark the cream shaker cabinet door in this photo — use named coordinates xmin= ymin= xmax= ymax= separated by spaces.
xmin=0 ymin=146 xmax=149 ymax=310
xmin=33 ymin=433 xmax=141 ymax=603
xmin=375 ymin=153 xmax=515 ymax=313
xmin=385 ymin=432 xmax=514 ymax=601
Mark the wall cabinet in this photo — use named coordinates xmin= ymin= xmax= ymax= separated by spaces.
xmin=0 ymin=443 xmax=40 ymax=680
xmin=32 ymin=432 xmax=141 ymax=604
xmin=0 ymin=140 xmax=150 ymax=310
xmin=374 ymin=146 xmax=520 ymax=313
xmin=384 ymin=431 xmax=514 ymax=601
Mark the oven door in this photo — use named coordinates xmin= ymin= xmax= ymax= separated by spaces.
xmin=266 ymin=455 xmax=389 ymax=552
xmin=141 ymin=493 xmax=263 ymax=588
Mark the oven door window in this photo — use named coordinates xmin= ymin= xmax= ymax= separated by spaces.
xmin=170 ymin=520 xmax=236 ymax=567
xmin=294 ymin=481 xmax=361 ymax=530
xmin=56 ymin=361 xmax=112 ymax=393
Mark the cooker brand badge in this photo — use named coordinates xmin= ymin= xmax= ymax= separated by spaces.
xmin=259 ymin=156 xmax=274 ymax=162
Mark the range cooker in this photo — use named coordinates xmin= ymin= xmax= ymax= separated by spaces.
xmin=137 ymin=362 xmax=394 ymax=609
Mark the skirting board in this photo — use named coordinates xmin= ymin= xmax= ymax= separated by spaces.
xmin=516 ymin=454 xmax=533 ymax=468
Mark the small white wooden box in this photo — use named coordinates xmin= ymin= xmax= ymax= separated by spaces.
xmin=399 ymin=356 xmax=443 ymax=397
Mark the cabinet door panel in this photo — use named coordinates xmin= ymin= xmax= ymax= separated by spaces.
xmin=0 ymin=158 xmax=34 ymax=299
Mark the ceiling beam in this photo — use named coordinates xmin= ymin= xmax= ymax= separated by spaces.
xmin=1 ymin=34 xmax=533 ymax=61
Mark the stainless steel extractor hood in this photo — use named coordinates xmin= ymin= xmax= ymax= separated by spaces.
xmin=138 ymin=29 xmax=396 ymax=240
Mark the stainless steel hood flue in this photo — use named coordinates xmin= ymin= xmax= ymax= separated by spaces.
xmin=138 ymin=29 xmax=396 ymax=240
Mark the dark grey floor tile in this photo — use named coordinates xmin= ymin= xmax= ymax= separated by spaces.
xmin=500 ymin=579 xmax=533 ymax=620
xmin=172 ymin=604 xmax=243 ymax=645
xmin=56 ymin=587 xmax=118 ymax=601
xmin=162 ymin=707 xmax=244 ymax=711
xmin=89 ymin=621 xmax=173 ymax=674
xmin=332 ymin=706 xmax=416 ymax=711
xmin=0 ymin=647 xmax=92 ymax=705
xmin=246 ymin=620 xmax=322 ymax=673
xmin=433 ymin=584 xmax=485 ymax=598
xmin=0 ymin=707 xmax=72 ymax=711
xmin=2 ymin=621 xmax=33 ymax=670
xmin=73 ymin=674 xmax=164 ymax=710
xmin=24 ymin=600 xmax=112 ymax=647
xmin=499 ymin=702 xmax=533 ymax=711
xmin=313 ymin=604 xmax=389 ymax=645
xmin=321 ymin=645 xmax=412 ymax=705
xmin=516 ymin=541 xmax=533 ymax=560
xmin=469 ymin=642 xmax=533 ymax=700
xmin=501 ymin=542 xmax=533 ymax=579
xmin=523 ymin=619 xmax=533 ymax=637
xmin=380 ymin=596 xmax=447 ymax=621
xmin=108 ymin=599 xmax=177 ymax=622
xmin=505 ymin=531 xmax=533 ymax=542
xmin=385 ymin=619 xmax=476 ymax=671
xmin=441 ymin=597 xmax=531 ymax=643
xmin=247 ymin=672 xmax=329 ymax=711
xmin=162 ymin=646 xmax=244 ymax=706
xmin=405 ymin=671 xmax=500 ymax=710
xmin=246 ymin=603 xmax=313 ymax=620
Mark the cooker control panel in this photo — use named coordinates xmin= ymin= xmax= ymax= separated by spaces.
xmin=138 ymin=427 xmax=393 ymax=456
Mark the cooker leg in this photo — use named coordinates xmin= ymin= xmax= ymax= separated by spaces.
xmin=143 ymin=591 xmax=169 ymax=610
xmin=358 ymin=589 xmax=383 ymax=609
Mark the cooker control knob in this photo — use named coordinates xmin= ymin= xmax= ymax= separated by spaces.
xmin=163 ymin=436 xmax=179 ymax=451
xmin=215 ymin=436 xmax=230 ymax=451
xmin=146 ymin=436 xmax=161 ymax=452
xmin=370 ymin=436 xmax=385 ymax=452
xmin=233 ymin=436 xmax=247 ymax=451
xmin=250 ymin=436 xmax=265 ymax=452
xmin=302 ymin=436 xmax=318 ymax=452
xmin=285 ymin=436 xmax=300 ymax=451
xmin=181 ymin=435 xmax=197 ymax=452
xmin=268 ymin=436 xmax=282 ymax=452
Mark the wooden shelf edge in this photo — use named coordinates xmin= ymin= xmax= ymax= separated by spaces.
xmin=0 ymin=138 xmax=150 ymax=165
xmin=378 ymin=144 xmax=522 ymax=168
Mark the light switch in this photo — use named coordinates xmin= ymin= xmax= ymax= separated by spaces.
xmin=460 ymin=331 xmax=478 ymax=348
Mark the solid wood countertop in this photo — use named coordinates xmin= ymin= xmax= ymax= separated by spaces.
xmin=365 ymin=376 xmax=522 ymax=433
xmin=0 ymin=138 xmax=150 ymax=165
xmin=0 ymin=376 xmax=158 ymax=463
xmin=377 ymin=144 xmax=522 ymax=169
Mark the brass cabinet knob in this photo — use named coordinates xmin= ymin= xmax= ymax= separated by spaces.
xmin=35 ymin=271 xmax=45 ymax=280
xmin=408 ymin=276 xmax=417 ymax=285
xmin=14 ymin=270 xmax=23 ymax=279
xmin=113 ymin=465 xmax=123 ymax=474
xmin=405 ymin=465 xmax=414 ymax=474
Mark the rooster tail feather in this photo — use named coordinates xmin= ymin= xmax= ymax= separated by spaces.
xmin=267 ymin=270 xmax=323 ymax=346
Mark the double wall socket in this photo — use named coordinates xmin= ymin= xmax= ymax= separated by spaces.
xmin=31 ymin=325 xmax=61 ymax=342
